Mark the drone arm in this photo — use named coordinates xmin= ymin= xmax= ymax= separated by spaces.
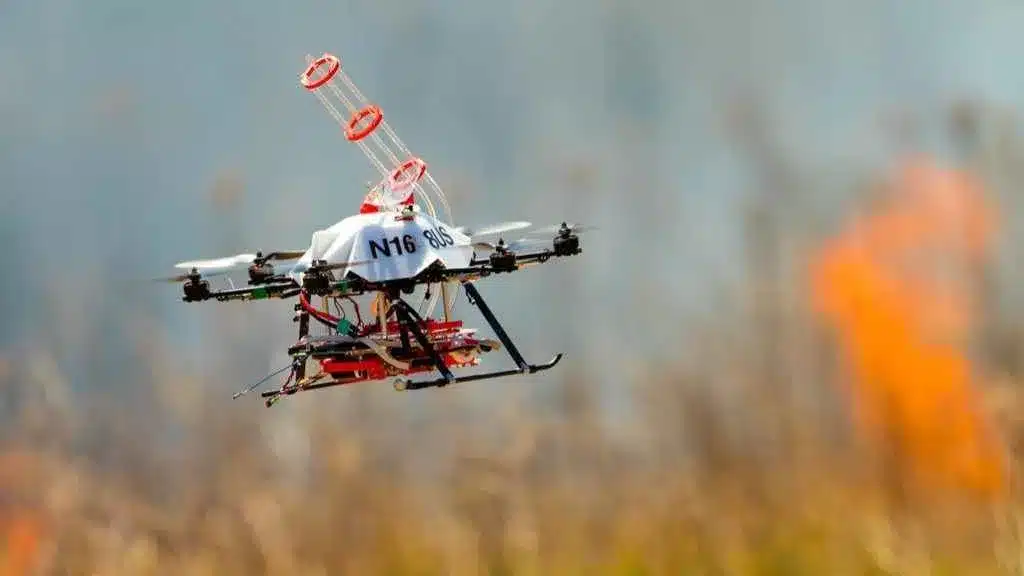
xmin=471 ymin=249 xmax=557 ymax=267
xmin=183 ymin=281 xmax=300 ymax=303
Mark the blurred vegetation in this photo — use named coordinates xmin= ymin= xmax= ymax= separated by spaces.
xmin=3 ymin=102 xmax=1024 ymax=575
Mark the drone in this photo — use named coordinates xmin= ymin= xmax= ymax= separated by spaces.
xmin=160 ymin=53 xmax=590 ymax=407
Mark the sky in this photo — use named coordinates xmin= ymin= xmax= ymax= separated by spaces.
xmin=3 ymin=0 xmax=1024 ymax=408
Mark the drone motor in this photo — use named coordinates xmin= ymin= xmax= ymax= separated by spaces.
xmin=247 ymin=254 xmax=277 ymax=284
xmin=302 ymin=261 xmax=335 ymax=295
xmin=181 ymin=269 xmax=211 ymax=302
xmin=553 ymin=233 xmax=580 ymax=257
xmin=488 ymin=239 xmax=518 ymax=272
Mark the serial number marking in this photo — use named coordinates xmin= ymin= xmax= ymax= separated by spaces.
xmin=422 ymin=225 xmax=454 ymax=249
xmin=367 ymin=226 xmax=456 ymax=259
xmin=368 ymin=234 xmax=417 ymax=259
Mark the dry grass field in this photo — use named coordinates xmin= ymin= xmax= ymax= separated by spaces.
xmin=4 ymin=118 xmax=1024 ymax=575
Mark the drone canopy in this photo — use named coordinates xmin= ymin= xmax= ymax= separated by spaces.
xmin=288 ymin=211 xmax=473 ymax=284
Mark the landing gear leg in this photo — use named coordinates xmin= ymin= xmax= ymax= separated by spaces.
xmin=461 ymin=281 xmax=530 ymax=373
xmin=294 ymin=304 xmax=310 ymax=382
xmin=397 ymin=281 xmax=563 ymax=391
xmin=391 ymin=299 xmax=457 ymax=385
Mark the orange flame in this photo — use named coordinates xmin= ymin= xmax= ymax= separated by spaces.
xmin=3 ymin=516 xmax=41 ymax=576
xmin=0 ymin=451 xmax=45 ymax=575
xmin=810 ymin=157 xmax=1005 ymax=497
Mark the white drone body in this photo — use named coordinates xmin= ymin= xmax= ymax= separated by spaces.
xmin=286 ymin=209 xmax=525 ymax=284
xmin=174 ymin=208 xmax=532 ymax=286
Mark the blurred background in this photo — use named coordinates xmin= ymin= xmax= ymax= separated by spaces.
xmin=4 ymin=0 xmax=1024 ymax=573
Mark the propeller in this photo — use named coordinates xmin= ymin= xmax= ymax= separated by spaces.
xmin=313 ymin=259 xmax=377 ymax=272
xmin=288 ymin=257 xmax=376 ymax=275
xmin=455 ymin=221 xmax=533 ymax=240
xmin=472 ymin=237 xmax=549 ymax=253
xmin=173 ymin=250 xmax=305 ymax=271
xmin=157 ymin=250 xmax=307 ymax=285
xmin=173 ymin=253 xmax=258 ymax=272
xmin=523 ymin=222 xmax=597 ymax=237
xmin=255 ymin=250 xmax=307 ymax=263
xmin=153 ymin=268 xmax=210 ymax=283
xmin=153 ymin=266 xmax=237 ymax=283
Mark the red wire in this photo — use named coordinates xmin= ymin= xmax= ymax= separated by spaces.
xmin=299 ymin=291 xmax=339 ymax=325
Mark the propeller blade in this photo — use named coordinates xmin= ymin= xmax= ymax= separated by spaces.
xmin=289 ymin=257 xmax=376 ymax=274
xmin=523 ymin=223 xmax=598 ymax=237
xmin=173 ymin=254 xmax=258 ymax=271
xmin=262 ymin=250 xmax=307 ymax=261
xmin=472 ymin=237 xmax=548 ymax=253
xmin=173 ymin=250 xmax=307 ymax=272
xmin=456 ymin=221 xmax=533 ymax=239
xmin=152 ymin=269 xmax=232 ymax=283
xmin=506 ymin=238 xmax=550 ymax=252
xmin=154 ymin=274 xmax=192 ymax=283
xmin=316 ymin=258 xmax=376 ymax=272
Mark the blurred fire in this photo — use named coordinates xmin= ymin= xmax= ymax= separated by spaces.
xmin=810 ymin=157 xmax=1005 ymax=497
xmin=0 ymin=451 xmax=46 ymax=575
xmin=3 ymin=515 xmax=41 ymax=576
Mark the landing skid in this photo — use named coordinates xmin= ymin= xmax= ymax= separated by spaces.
xmin=250 ymin=280 xmax=563 ymax=407
xmin=395 ymin=353 xmax=563 ymax=390
xmin=259 ymin=352 xmax=561 ymax=405
xmin=395 ymin=279 xmax=562 ymax=390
